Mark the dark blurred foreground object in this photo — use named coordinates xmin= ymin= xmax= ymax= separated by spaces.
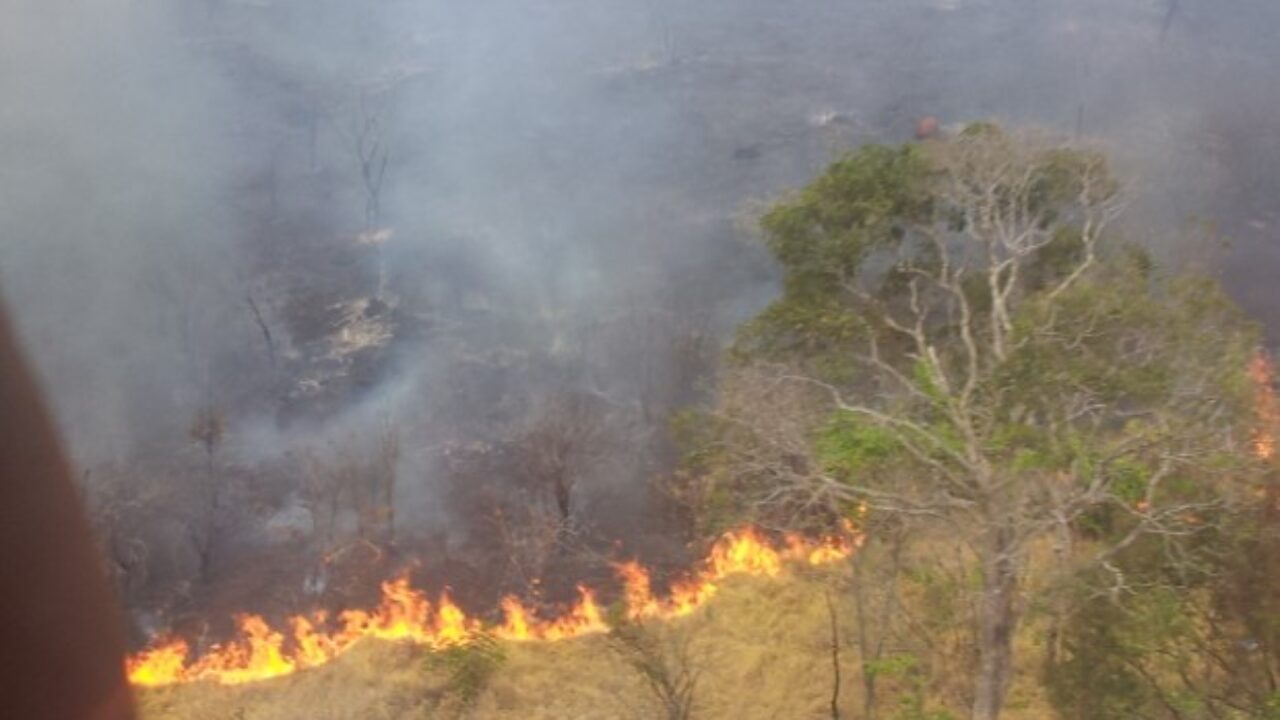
xmin=0 ymin=300 xmax=136 ymax=719
xmin=915 ymin=115 xmax=940 ymax=140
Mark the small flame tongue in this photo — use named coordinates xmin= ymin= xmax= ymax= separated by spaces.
xmin=125 ymin=525 xmax=858 ymax=687
xmin=1251 ymin=350 xmax=1277 ymax=461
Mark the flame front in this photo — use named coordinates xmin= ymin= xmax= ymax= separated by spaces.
xmin=124 ymin=356 xmax=1275 ymax=687
xmin=125 ymin=525 xmax=856 ymax=687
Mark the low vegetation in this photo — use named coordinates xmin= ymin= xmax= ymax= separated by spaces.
xmin=425 ymin=632 xmax=508 ymax=716
xmin=607 ymin=615 xmax=700 ymax=720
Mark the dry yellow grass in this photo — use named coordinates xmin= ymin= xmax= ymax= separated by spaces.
xmin=137 ymin=565 xmax=1057 ymax=720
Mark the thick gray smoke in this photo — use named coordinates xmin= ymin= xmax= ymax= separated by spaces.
xmin=0 ymin=2 xmax=245 ymax=461
xmin=4 ymin=0 xmax=1280 ymax=615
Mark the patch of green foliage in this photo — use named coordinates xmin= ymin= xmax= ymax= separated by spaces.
xmin=425 ymin=633 xmax=507 ymax=710
xmin=735 ymin=143 xmax=931 ymax=368
xmin=865 ymin=653 xmax=956 ymax=720
xmin=815 ymin=411 xmax=900 ymax=480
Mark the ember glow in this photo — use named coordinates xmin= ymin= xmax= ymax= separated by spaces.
xmin=126 ymin=525 xmax=858 ymax=687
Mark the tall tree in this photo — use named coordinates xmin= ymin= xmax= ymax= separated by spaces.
xmin=723 ymin=125 xmax=1258 ymax=719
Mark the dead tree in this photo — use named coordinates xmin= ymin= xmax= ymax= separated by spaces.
xmin=330 ymin=85 xmax=397 ymax=299
xmin=86 ymin=469 xmax=154 ymax=605
xmin=301 ymin=447 xmax=350 ymax=550
xmin=245 ymin=293 xmax=276 ymax=369
xmin=825 ymin=590 xmax=842 ymax=720
xmin=303 ymin=425 xmax=398 ymax=549
xmin=188 ymin=405 xmax=225 ymax=584
xmin=609 ymin=620 xmax=700 ymax=720
xmin=354 ymin=91 xmax=389 ymax=234
xmin=368 ymin=415 xmax=399 ymax=542
xmin=516 ymin=392 xmax=607 ymax=528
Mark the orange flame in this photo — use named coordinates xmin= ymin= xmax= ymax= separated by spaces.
xmin=125 ymin=525 xmax=857 ymax=687
xmin=1250 ymin=350 xmax=1277 ymax=461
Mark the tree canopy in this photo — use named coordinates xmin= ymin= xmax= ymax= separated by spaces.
xmin=712 ymin=125 xmax=1261 ymax=720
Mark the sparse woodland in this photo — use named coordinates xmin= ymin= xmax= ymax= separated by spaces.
xmin=675 ymin=126 xmax=1279 ymax=719
xmin=9 ymin=2 xmax=1280 ymax=720
xmin=124 ymin=124 xmax=1280 ymax=720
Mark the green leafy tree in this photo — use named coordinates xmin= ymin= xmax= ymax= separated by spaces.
xmin=1048 ymin=497 xmax=1280 ymax=719
xmin=720 ymin=125 xmax=1258 ymax=719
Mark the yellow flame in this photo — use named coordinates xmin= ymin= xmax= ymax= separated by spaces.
xmin=126 ymin=525 xmax=857 ymax=687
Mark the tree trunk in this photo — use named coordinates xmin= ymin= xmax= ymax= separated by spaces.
xmin=825 ymin=590 xmax=842 ymax=720
xmin=199 ymin=447 xmax=218 ymax=584
xmin=384 ymin=480 xmax=395 ymax=541
xmin=852 ymin=549 xmax=877 ymax=720
xmin=972 ymin=528 xmax=1019 ymax=720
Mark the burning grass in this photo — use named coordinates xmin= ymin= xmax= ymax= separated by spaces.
xmin=134 ymin=536 xmax=1074 ymax=720
xmin=127 ymin=526 xmax=858 ymax=688
xmin=136 ymin=568 xmax=849 ymax=720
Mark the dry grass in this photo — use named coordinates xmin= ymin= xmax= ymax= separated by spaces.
xmin=137 ymin=566 xmax=1058 ymax=720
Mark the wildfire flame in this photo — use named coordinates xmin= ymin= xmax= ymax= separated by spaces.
xmin=126 ymin=525 xmax=858 ymax=687
xmin=1250 ymin=350 xmax=1277 ymax=461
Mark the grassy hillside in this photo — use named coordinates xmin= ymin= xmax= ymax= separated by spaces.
xmin=136 ymin=564 xmax=1056 ymax=720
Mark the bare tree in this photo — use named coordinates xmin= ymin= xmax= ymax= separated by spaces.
xmin=300 ymin=447 xmax=351 ymax=550
xmin=824 ymin=589 xmax=843 ymax=720
xmin=684 ymin=364 xmax=844 ymax=532
xmin=367 ymin=415 xmax=400 ymax=542
xmin=302 ymin=422 xmax=399 ymax=549
xmin=245 ymin=292 xmax=276 ymax=369
xmin=188 ymin=404 xmax=226 ymax=584
xmin=86 ymin=469 xmax=155 ymax=605
xmin=849 ymin=522 xmax=913 ymax=720
xmin=330 ymin=84 xmax=401 ymax=300
xmin=516 ymin=392 xmax=608 ymax=527
xmin=490 ymin=495 xmax=564 ymax=591
xmin=610 ymin=619 xmax=700 ymax=720
xmin=348 ymin=89 xmax=391 ymax=234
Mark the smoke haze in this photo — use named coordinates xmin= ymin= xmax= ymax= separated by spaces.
xmin=3 ymin=0 xmax=1280 ymax=615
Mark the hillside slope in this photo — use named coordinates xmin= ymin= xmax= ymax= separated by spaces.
xmin=136 ymin=565 xmax=1053 ymax=719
